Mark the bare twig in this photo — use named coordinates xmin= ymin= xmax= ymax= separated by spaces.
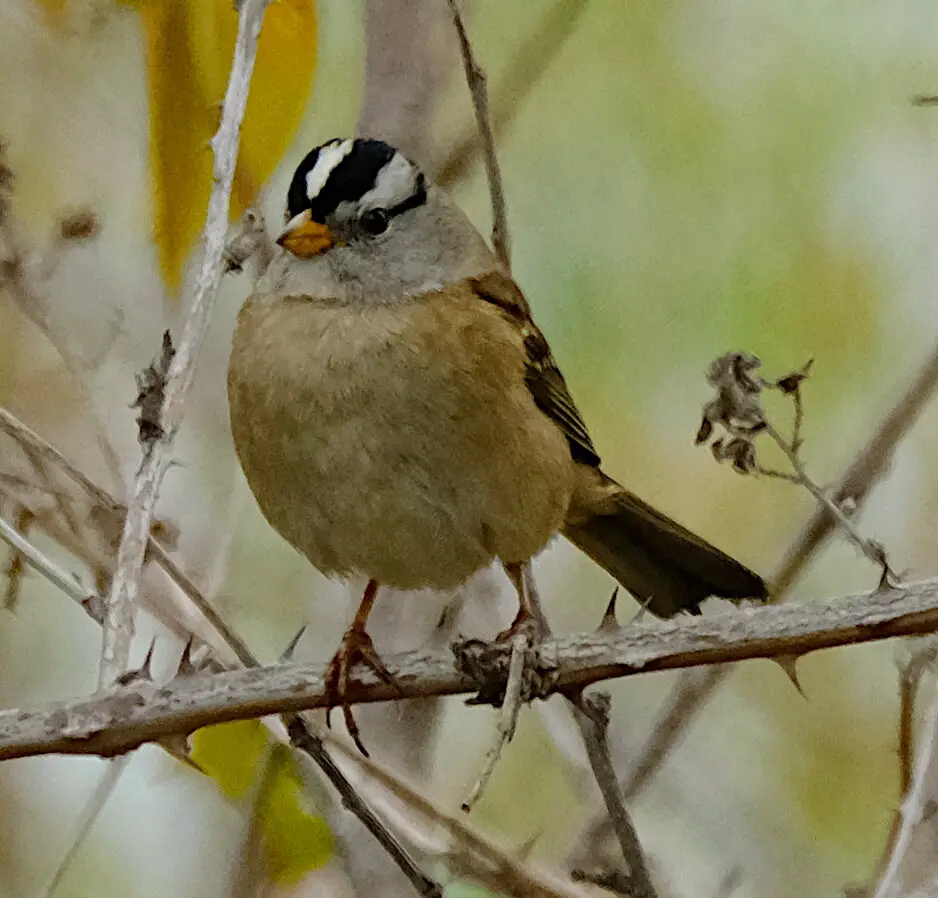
xmin=614 ymin=344 xmax=938 ymax=816
xmin=571 ymin=666 xmax=725 ymax=858
xmin=872 ymin=642 xmax=938 ymax=888
xmin=286 ymin=719 xmax=444 ymax=898
xmin=2 ymin=504 xmax=33 ymax=610
xmin=776 ymin=342 xmax=938 ymax=592
xmin=436 ymin=0 xmax=589 ymax=187
xmin=0 ymin=514 xmax=98 ymax=615
xmin=10 ymin=576 xmax=938 ymax=760
xmin=461 ymin=633 xmax=528 ymax=813
xmin=445 ymin=0 xmax=510 ymax=270
xmin=624 ymin=668 xmax=720 ymax=801
xmin=898 ymin=646 xmax=938 ymax=797
xmin=762 ymin=421 xmax=893 ymax=579
xmin=144 ymin=540 xmax=255 ymax=669
xmin=0 ymin=408 xmax=118 ymax=511
xmin=40 ymin=757 xmax=131 ymax=898
xmin=873 ymin=682 xmax=938 ymax=898
xmin=569 ymin=692 xmax=657 ymax=898
xmin=1 ymin=404 xmax=252 ymax=657
xmin=99 ymin=0 xmax=271 ymax=687
xmin=320 ymin=730 xmax=594 ymax=898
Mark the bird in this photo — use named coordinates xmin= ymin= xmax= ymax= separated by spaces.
xmin=227 ymin=137 xmax=767 ymax=752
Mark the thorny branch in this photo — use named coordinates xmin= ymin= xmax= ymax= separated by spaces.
xmin=0 ymin=416 xmax=438 ymax=896
xmin=7 ymin=575 xmax=938 ymax=761
xmin=98 ymin=0 xmax=272 ymax=688
xmin=0 ymin=404 xmax=442 ymax=897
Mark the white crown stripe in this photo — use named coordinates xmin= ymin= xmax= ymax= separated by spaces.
xmin=357 ymin=153 xmax=417 ymax=210
xmin=305 ymin=139 xmax=354 ymax=201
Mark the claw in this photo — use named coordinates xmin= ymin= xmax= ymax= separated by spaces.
xmin=494 ymin=607 xmax=546 ymax=645
xmin=324 ymin=625 xmax=401 ymax=756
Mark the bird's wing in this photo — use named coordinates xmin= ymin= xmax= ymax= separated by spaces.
xmin=469 ymin=271 xmax=601 ymax=467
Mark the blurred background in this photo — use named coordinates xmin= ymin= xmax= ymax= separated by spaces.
xmin=2 ymin=0 xmax=938 ymax=896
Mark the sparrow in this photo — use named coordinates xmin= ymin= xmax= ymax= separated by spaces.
xmin=227 ymin=137 xmax=766 ymax=752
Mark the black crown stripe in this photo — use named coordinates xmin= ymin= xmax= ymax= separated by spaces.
xmin=286 ymin=138 xmax=396 ymax=223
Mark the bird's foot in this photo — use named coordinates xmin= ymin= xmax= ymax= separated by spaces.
xmin=494 ymin=606 xmax=547 ymax=645
xmin=324 ymin=626 xmax=399 ymax=756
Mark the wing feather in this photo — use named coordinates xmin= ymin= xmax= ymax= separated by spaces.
xmin=469 ymin=272 xmax=601 ymax=467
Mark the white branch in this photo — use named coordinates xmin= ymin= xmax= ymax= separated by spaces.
xmin=98 ymin=0 xmax=272 ymax=687
xmin=6 ymin=577 xmax=938 ymax=762
xmin=0 ymin=514 xmax=97 ymax=612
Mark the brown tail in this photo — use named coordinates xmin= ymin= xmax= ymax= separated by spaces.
xmin=563 ymin=471 xmax=766 ymax=618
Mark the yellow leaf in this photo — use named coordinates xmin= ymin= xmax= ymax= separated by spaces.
xmin=132 ymin=0 xmax=316 ymax=293
xmin=259 ymin=745 xmax=334 ymax=883
xmin=191 ymin=719 xmax=269 ymax=799
xmin=191 ymin=723 xmax=333 ymax=882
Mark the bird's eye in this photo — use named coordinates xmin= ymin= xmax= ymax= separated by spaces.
xmin=360 ymin=208 xmax=389 ymax=235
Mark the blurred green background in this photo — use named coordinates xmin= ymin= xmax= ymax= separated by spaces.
xmin=2 ymin=1 xmax=938 ymax=896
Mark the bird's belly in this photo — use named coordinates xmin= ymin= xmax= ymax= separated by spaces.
xmin=228 ymin=297 xmax=574 ymax=589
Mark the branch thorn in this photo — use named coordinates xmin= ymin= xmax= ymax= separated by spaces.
xmin=279 ymin=625 xmax=306 ymax=663
xmin=772 ymin=654 xmax=806 ymax=698
xmin=598 ymin=588 xmax=620 ymax=632
xmin=116 ymin=637 xmax=156 ymax=685
xmin=176 ymin=636 xmax=198 ymax=677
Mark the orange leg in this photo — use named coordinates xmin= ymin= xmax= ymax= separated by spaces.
xmin=496 ymin=561 xmax=550 ymax=642
xmin=324 ymin=579 xmax=398 ymax=755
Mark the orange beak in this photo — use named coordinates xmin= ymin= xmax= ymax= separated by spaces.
xmin=277 ymin=209 xmax=338 ymax=258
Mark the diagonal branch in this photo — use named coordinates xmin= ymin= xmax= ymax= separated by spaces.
xmin=98 ymin=0 xmax=271 ymax=686
xmin=435 ymin=0 xmax=588 ymax=187
xmin=773 ymin=341 xmax=938 ymax=594
xmin=446 ymin=0 xmax=510 ymax=271
xmin=7 ymin=577 xmax=938 ymax=762
xmin=320 ymin=729 xmax=594 ymax=898
xmin=569 ymin=693 xmax=657 ymax=898
xmin=0 ymin=514 xmax=98 ymax=615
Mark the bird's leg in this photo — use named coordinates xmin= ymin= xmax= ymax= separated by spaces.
xmin=324 ymin=579 xmax=398 ymax=755
xmin=497 ymin=561 xmax=550 ymax=642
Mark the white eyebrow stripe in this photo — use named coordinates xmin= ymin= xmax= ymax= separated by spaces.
xmin=305 ymin=139 xmax=354 ymax=200
xmin=357 ymin=152 xmax=416 ymax=209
